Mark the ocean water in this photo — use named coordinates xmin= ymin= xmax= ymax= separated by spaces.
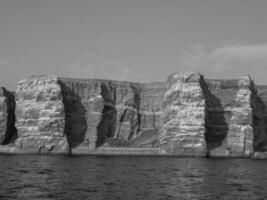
xmin=0 ymin=155 xmax=267 ymax=200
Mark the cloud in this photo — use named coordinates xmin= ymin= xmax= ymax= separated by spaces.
xmin=210 ymin=44 xmax=267 ymax=60
xmin=179 ymin=44 xmax=267 ymax=83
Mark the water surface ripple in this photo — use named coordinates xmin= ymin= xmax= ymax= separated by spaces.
xmin=0 ymin=155 xmax=267 ymax=200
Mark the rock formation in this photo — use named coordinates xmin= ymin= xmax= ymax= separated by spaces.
xmin=159 ymin=73 xmax=207 ymax=156
xmin=225 ymin=75 xmax=254 ymax=157
xmin=0 ymin=87 xmax=16 ymax=144
xmin=253 ymin=85 xmax=267 ymax=152
xmin=15 ymin=75 xmax=68 ymax=154
xmin=0 ymin=73 xmax=267 ymax=158
xmin=205 ymin=75 xmax=259 ymax=157
xmin=58 ymin=78 xmax=166 ymax=153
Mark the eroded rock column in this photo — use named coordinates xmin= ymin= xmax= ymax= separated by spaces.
xmin=226 ymin=74 xmax=254 ymax=157
xmin=159 ymin=73 xmax=207 ymax=156
xmin=15 ymin=75 xmax=68 ymax=154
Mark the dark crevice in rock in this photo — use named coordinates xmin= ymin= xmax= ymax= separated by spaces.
xmin=96 ymin=104 xmax=117 ymax=147
xmin=96 ymin=82 xmax=143 ymax=147
xmin=58 ymin=80 xmax=88 ymax=149
xmin=200 ymin=79 xmax=229 ymax=154
xmin=0 ymin=87 xmax=17 ymax=145
xmin=96 ymin=82 xmax=117 ymax=147
xmin=132 ymin=86 xmax=142 ymax=136
xmin=251 ymin=84 xmax=267 ymax=152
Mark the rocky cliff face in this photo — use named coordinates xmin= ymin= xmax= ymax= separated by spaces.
xmin=58 ymin=78 xmax=167 ymax=153
xmin=226 ymin=75 xmax=254 ymax=157
xmin=1 ymin=73 xmax=267 ymax=157
xmin=203 ymin=79 xmax=239 ymax=156
xmin=58 ymin=78 xmax=104 ymax=152
xmin=15 ymin=75 xmax=68 ymax=154
xmin=0 ymin=87 xmax=16 ymax=145
xmin=159 ymin=73 xmax=207 ymax=156
xmin=204 ymin=75 xmax=255 ymax=157
xmin=253 ymin=85 xmax=267 ymax=152
xmin=203 ymin=74 xmax=267 ymax=158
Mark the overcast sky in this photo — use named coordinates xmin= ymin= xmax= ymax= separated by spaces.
xmin=1 ymin=0 xmax=267 ymax=90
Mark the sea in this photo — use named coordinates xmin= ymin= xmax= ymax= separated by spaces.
xmin=0 ymin=155 xmax=266 ymax=200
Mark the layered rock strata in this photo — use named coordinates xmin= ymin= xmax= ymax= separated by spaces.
xmin=0 ymin=87 xmax=16 ymax=144
xmin=205 ymin=75 xmax=255 ymax=157
xmin=159 ymin=73 xmax=207 ymax=156
xmin=58 ymin=79 xmax=104 ymax=152
xmin=0 ymin=73 xmax=267 ymax=157
xmin=15 ymin=75 xmax=68 ymax=154
xmin=226 ymin=75 xmax=254 ymax=157
xmin=203 ymin=79 xmax=239 ymax=156
xmin=58 ymin=78 xmax=167 ymax=153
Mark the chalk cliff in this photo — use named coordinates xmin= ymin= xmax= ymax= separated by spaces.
xmin=0 ymin=73 xmax=267 ymax=158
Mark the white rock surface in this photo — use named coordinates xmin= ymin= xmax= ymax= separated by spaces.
xmin=159 ymin=73 xmax=207 ymax=156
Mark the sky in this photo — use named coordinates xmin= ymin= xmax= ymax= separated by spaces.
xmin=1 ymin=0 xmax=267 ymax=90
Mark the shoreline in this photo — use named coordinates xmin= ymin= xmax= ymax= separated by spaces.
xmin=1 ymin=145 xmax=267 ymax=159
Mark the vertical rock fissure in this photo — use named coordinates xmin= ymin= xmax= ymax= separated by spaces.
xmin=96 ymin=82 xmax=117 ymax=147
xmin=200 ymin=79 xmax=230 ymax=157
xmin=129 ymin=85 xmax=142 ymax=139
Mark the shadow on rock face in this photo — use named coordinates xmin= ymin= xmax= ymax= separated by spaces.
xmin=58 ymin=81 xmax=88 ymax=149
xmin=95 ymin=82 xmax=118 ymax=147
xmin=251 ymin=85 xmax=267 ymax=152
xmin=201 ymin=80 xmax=229 ymax=150
xmin=0 ymin=88 xmax=17 ymax=145
xmin=96 ymin=104 xmax=117 ymax=147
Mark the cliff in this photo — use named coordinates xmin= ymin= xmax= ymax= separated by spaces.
xmin=203 ymin=75 xmax=255 ymax=157
xmin=159 ymin=73 xmax=207 ymax=156
xmin=1 ymin=73 xmax=267 ymax=158
xmin=15 ymin=75 xmax=68 ymax=154
xmin=58 ymin=78 xmax=167 ymax=154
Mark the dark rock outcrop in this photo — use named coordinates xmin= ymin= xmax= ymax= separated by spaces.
xmin=0 ymin=87 xmax=16 ymax=144
xmin=254 ymin=85 xmax=267 ymax=152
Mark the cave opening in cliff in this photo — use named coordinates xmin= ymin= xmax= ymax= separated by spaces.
xmin=96 ymin=104 xmax=117 ymax=147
